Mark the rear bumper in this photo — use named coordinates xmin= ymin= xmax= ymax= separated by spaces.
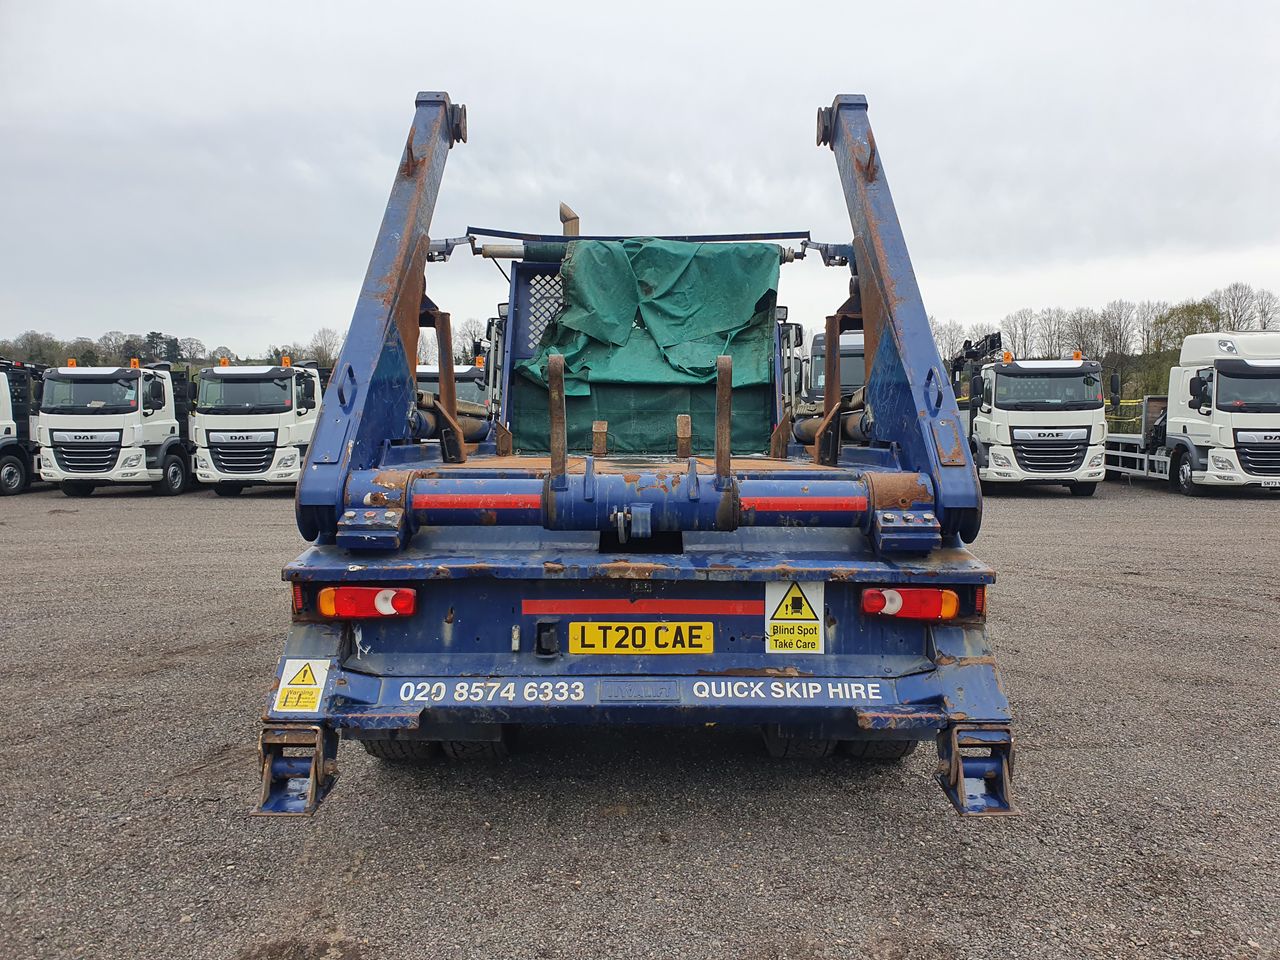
xmin=265 ymin=665 xmax=992 ymax=734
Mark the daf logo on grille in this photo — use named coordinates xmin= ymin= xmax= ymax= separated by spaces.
xmin=1036 ymin=431 xmax=1065 ymax=439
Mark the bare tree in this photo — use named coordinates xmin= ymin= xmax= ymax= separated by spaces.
xmin=929 ymin=316 xmax=967 ymax=363
xmin=1035 ymin=308 xmax=1067 ymax=359
xmin=1000 ymin=308 xmax=1037 ymax=358
xmin=1253 ymin=288 xmax=1278 ymax=331
xmin=178 ymin=337 xmax=207 ymax=360
xmin=97 ymin=330 xmax=126 ymax=362
xmin=1099 ymin=299 xmax=1136 ymax=358
xmin=1134 ymin=300 xmax=1168 ymax=352
xmin=1065 ymin=308 xmax=1104 ymax=359
xmin=416 ymin=335 xmax=438 ymax=365
xmin=1210 ymin=282 xmax=1256 ymax=331
xmin=211 ymin=345 xmax=237 ymax=362
xmin=451 ymin=317 xmax=488 ymax=365
xmin=308 ymin=327 xmax=343 ymax=367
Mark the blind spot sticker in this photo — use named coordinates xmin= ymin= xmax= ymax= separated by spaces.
xmin=765 ymin=581 xmax=825 ymax=654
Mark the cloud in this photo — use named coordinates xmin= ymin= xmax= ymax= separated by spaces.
xmin=2 ymin=1 xmax=1278 ymax=352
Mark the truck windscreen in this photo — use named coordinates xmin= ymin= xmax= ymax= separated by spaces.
xmin=41 ymin=377 xmax=138 ymax=414
xmin=417 ymin=377 xmax=486 ymax=405
xmin=995 ymin=372 xmax=1102 ymax=410
xmin=1216 ymin=370 xmax=1280 ymax=412
xmin=811 ymin=353 xmax=866 ymax=393
xmin=198 ymin=377 xmax=292 ymax=414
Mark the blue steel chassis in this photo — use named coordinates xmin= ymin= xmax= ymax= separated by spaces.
xmin=256 ymin=92 xmax=1016 ymax=818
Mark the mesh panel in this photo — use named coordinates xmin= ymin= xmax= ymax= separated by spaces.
xmin=524 ymin=273 xmax=564 ymax=352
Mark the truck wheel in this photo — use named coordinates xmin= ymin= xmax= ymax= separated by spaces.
xmin=153 ymin=454 xmax=189 ymax=496
xmin=843 ymin=739 xmax=919 ymax=762
xmin=762 ymin=727 xmax=838 ymax=759
xmin=1069 ymin=482 xmax=1097 ymax=497
xmin=61 ymin=481 xmax=95 ymax=498
xmin=213 ymin=484 xmax=244 ymax=497
xmin=441 ymin=730 xmax=513 ymax=760
xmin=1172 ymin=451 xmax=1201 ymax=497
xmin=0 ymin=454 xmax=27 ymax=495
xmin=362 ymin=739 xmax=439 ymax=762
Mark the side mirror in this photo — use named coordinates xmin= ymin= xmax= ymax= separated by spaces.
xmin=144 ymin=380 xmax=165 ymax=412
xmin=299 ymin=378 xmax=317 ymax=411
xmin=1110 ymin=372 xmax=1121 ymax=409
xmin=1189 ymin=376 xmax=1204 ymax=400
xmin=969 ymin=375 xmax=983 ymax=410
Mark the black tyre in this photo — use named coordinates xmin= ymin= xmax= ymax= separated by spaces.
xmin=213 ymin=483 xmax=244 ymax=497
xmin=1069 ymin=482 xmax=1097 ymax=497
xmin=441 ymin=731 xmax=513 ymax=760
xmin=0 ymin=454 xmax=27 ymax=495
xmin=153 ymin=454 xmax=189 ymax=496
xmin=1172 ymin=451 xmax=1201 ymax=497
xmin=361 ymin=739 xmax=439 ymax=762
xmin=762 ymin=727 xmax=839 ymax=759
xmin=843 ymin=739 xmax=919 ymax=762
xmin=61 ymin=481 xmax=95 ymax=498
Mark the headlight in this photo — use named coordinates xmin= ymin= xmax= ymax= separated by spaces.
xmin=122 ymin=453 xmax=143 ymax=468
xmin=197 ymin=456 xmax=210 ymax=469
xmin=278 ymin=454 xmax=297 ymax=468
xmin=1088 ymin=453 xmax=1104 ymax=467
xmin=1211 ymin=455 xmax=1233 ymax=471
xmin=990 ymin=452 xmax=1011 ymax=467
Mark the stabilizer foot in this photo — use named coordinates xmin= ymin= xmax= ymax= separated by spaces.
xmin=254 ymin=724 xmax=338 ymax=816
xmin=936 ymin=723 xmax=1017 ymax=816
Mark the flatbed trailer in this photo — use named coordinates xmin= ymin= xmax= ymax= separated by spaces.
xmin=255 ymin=92 xmax=1016 ymax=818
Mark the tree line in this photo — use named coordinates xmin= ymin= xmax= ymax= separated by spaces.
xmin=1 ymin=318 xmax=489 ymax=371
xmin=930 ymin=281 xmax=1276 ymax=396
xmin=0 ymin=327 xmax=348 ymax=370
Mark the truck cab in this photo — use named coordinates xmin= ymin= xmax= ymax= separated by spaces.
xmin=0 ymin=358 xmax=44 ymax=495
xmin=192 ymin=362 xmax=322 ymax=495
xmin=966 ymin=357 xmax=1114 ymax=496
xmin=1164 ymin=332 xmax=1280 ymax=491
xmin=37 ymin=362 xmax=193 ymax=497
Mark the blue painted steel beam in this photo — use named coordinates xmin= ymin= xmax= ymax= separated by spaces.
xmin=820 ymin=96 xmax=983 ymax=542
xmin=296 ymin=92 xmax=464 ymax=544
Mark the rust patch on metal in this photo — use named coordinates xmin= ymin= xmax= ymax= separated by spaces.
xmin=935 ymin=654 xmax=997 ymax=668
xmin=543 ymin=561 xmax=565 ymax=574
xmin=865 ymin=471 xmax=932 ymax=510
xmin=696 ymin=666 xmax=814 ymax=678
xmin=596 ymin=561 xmax=669 ymax=580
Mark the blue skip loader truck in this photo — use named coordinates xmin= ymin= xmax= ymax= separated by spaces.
xmin=255 ymin=92 xmax=1016 ymax=818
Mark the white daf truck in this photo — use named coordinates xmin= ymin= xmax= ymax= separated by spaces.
xmin=192 ymin=362 xmax=322 ymax=496
xmin=1105 ymin=332 xmax=1280 ymax=495
xmin=37 ymin=361 xmax=194 ymax=497
xmin=964 ymin=355 xmax=1118 ymax=497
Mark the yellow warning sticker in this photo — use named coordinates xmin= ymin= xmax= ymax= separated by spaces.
xmin=273 ymin=658 xmax=329 ymax=714
xmin=764 ymin=581 xmax=825 ymax=654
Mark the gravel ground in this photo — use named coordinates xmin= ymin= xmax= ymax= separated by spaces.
xmin=0 ymin=479 xmax=1277 ymax=960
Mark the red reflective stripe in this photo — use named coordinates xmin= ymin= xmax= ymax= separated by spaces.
xmin=412 ymin=493 xmax=542 ymax=510
xmin=740 ymin=496 xmax=868 ymax=512
xmin=521 ymin=599 xmax=765 ymax=616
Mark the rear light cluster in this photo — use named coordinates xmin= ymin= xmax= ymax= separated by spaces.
xmin=315 ymin=586 xmax=417 ymax=618
xmin=862 ymin=587 xmax=960 ymax=621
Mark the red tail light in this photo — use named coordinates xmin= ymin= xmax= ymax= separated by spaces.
xmin=317 ymin=586 xmax=416 ymax=618
xmin=291 ymin=583 xmax=304 ymax=614
xmin=862 ymin=587 xmax=959 ymax=621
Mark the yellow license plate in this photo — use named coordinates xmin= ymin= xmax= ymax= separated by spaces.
xmin=569 ymin=621 xmax=714 ymax=654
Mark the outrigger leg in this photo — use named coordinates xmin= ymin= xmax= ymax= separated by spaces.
xmin=254 ymin=724 xmax=338 ymax=816
xmin=936 ymin=724 xmax=1017 ymax=816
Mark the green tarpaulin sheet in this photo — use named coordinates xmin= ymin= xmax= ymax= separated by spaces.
xmin=513 ymin=239 xmax=780 ymax=455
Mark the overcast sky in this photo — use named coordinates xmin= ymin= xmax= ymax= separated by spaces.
xmin=2 ymin=2 xmax=1278 ymax=355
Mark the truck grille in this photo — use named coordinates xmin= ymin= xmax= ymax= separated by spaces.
xmin=52 ymin=443 xmax=120 ymax=473
xmin=210 ymin=443 xmax=275 ymax=474
xmin=1237 ymin=444 xmax=1280 ymax=476
xmin=1010 ymin=427 xmax=1088 ymax=473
